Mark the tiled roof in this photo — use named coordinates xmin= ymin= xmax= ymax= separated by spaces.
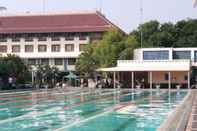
xmin=0 ymin=11 xmax=116 ymax=34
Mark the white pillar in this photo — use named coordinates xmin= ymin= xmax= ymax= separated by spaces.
xmin=113 ymin=72 xmax=116 ymax=89
xmin=149 ymin=71 xmax=153 ymax=90
xmin=32 ymin=71 xmax=34 ymax=85
xmin=168 ymin=72 xmax=171 ymax=91
xmin=188 ymin=71 xmax=190 ymax=89
xmin=131 ymin=72 xmax=134 ymax=90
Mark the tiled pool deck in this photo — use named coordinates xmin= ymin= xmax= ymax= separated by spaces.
xmin=186 ymin=90 xmax=197 ymax=131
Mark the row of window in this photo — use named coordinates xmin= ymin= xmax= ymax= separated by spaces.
xmin=0 ymin=36 xmax=87 ymax=42
xmin=27 ymin=58 xmax=76 ymax=66
xmin=143 ymin=51 xmax=194 ymax=60
xmin=0 ymin=44 xmax=87 ymax=53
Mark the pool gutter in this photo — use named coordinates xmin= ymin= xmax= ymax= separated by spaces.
xmin=157 ymin=90 xmax=193 ymax=131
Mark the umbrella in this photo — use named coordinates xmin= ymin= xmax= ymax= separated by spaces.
xmin=63 ymin=72 xmax=78 ymax=87
xmin=64 ymin=72 xmax=78 ymax=80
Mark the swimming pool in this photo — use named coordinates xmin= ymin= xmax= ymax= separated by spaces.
xmin=0 ymin=89 xmax=188 ymax=131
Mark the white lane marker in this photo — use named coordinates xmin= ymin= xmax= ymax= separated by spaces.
xmin=54 ymin=106 xmax=118 ymax=131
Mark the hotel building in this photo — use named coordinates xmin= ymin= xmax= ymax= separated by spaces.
xmin=0 ymin=11 xmax=120 ymax=71
xmin=99 ymin=48 xmax=197 ymax=89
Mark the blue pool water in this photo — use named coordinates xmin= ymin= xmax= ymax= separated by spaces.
xmin=0 ymin=89 xmax=188 ymax=131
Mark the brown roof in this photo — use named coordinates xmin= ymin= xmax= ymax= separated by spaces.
xmin=0 ymin=11 xmax=117 ymax=34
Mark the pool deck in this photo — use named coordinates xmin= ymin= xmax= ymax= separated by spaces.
xmin=186 ymin=90 xmax=197 ymax=131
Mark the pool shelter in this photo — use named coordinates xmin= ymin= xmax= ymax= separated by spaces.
xmin=97 ymin=60 xmax=191 ymax=89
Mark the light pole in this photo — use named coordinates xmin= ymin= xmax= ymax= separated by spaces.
xmin=140 ymin=0 xmax=143 ymax=48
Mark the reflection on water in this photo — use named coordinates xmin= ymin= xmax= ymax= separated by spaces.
xmin=0 ymin=89 xmax=188 ymax=131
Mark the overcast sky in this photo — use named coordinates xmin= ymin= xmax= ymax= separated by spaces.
xmin=0 ymin=0 xmax=196 ymax=33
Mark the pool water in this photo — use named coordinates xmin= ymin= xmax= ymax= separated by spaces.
xmin=0 ymin=89 xmax=188 ymax=131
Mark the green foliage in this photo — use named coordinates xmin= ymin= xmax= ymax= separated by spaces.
xmin=35 ymin=65 xmax=60 ymax=88
xmin=77 ymin=19 xmax=197 ymax=77
xmin=0 ymin=55 xmax=30 ymax=89
xmin=76 ymin=44 xmax=98 ymax=77
xmin=76 ymin=29 xmax=140 ymax=77
xmin=131 ymin=19 xmax=197 ymax=47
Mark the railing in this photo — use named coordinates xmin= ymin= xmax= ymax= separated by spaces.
xmin=118 ymin=59 xmax=191 ymax=63
xmin=117 ymin=60 xmax=191 ymax=67
xmin=118 ymin=60 xmax=197 ymax=68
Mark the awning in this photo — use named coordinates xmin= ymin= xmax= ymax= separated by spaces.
xmin=97 ymin=60 xmax=191 ymax=72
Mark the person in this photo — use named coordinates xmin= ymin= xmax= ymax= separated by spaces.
xmin=8 ymin=77 xmax=13 ymax=88
xmin=80 ymin=78 xmax=84 ymax=88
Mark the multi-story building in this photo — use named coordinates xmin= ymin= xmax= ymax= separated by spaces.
xmin=99 ymin=48 xmax=197 ymax=89
xmin=0 ymin=11 xmax=120 ymax=71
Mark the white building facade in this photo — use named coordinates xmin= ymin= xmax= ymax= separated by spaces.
xmin=99 ymin=48 xmax=197 ymax=89
xmin=0 ymin=11 xmax=120 ymax=71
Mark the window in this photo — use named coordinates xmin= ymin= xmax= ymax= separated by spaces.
xmin=67 ymin=58 xmax=76 ymax=65
xmin=41 ymin=59 xmax=49 ymax=65
xmin=51 ymin=45 xmax=60 ymax=52
xmin=164 ymin=73 xmax=169 ymax=81
xmin=143 ymin=51 xmax=169 ymax=60
xmin=65 ymin=36 xmax=74 ymax=41
xmin=0 ymin=45 xmax=7 ymax=53
xmin=0 ymin=38 xmax=7 ymax=42
xmin=184 ymin=75 xmax=188 ymax=81
xmin=195 ymin=51 xmax=197 ymax=62
xmin=79 ymin=44 xmax=87 ymax=51
xmin=91 ymin=33 xmax=102 ymax=40
xmin=65 ymin=44 xmax=74 ymax=52
xmin=28 ymin=59 xmax=36 ymax=65
xmin=38 ymin=37 xmax=47 ymax=41
xmin=51 ymin=37 xmax=60 ymax=41
xmin=55 ymin=58 xmax=63 ymax=65
xmin=12 ymin=37 xmax=20 ymax=42
xmin=12 ymin=45 xmax=20 ymax=53
xmin=25 ymin=45 xmax=34 ymax=52
xmin=38 ymin=45 xmax=47 ymax=52
xmin=25 ymin=37 xmax=33 ymax=42
xmin=173 ymin=51 xmax=191 ymax=60
xmin=79 ymin=36 xmax=87 ymax=40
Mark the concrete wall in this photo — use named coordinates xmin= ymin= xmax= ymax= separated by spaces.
xmin=150 ymin=71 xmax=188 ymax=84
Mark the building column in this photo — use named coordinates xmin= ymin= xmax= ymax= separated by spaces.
xmin=32 ymin=71 xmax=34 ymax=85
xmin=188 ymin=71 xmax=190 ymax=89
xmin=168 ymin=72 xmax=171 ymax=91
xmin=113 ymin=72 xmax=116 ymax=89
xmin=149 ymin=71 xmax=153 ymax=90
xmin=131 ymin=72 xmax=134 ymax=90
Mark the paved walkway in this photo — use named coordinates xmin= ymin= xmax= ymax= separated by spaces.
xmin=186 ymin=90 xmax=197 ymax=131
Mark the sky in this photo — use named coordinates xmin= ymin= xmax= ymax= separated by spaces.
xmin=0 ymin=0 xmax=196 ymax=33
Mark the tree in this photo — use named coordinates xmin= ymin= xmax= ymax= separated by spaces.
xmin=76 ymin=45 xmax=98 ymax=77
xmin=130 ymin=19 xmax=197 ymax=47
xmin=76 ymin=29 xmax=139 ymax=77
xmin=0 ymin=55 xmax=30 ymax=89
xmin=35 ymin=65 xmax=60 ymax=88
xmin=174 ymin=19 xmax=197 ymax=47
